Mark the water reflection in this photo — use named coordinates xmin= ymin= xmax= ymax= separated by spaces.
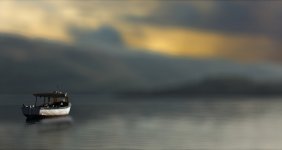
xmin=25 ymin=116 xmax=73 ymax=133
xmin=1 ymin=97 xmax=282 ymax=149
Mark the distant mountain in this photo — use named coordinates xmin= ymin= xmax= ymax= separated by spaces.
xmin=1 ymin=33 xmax=282 ymax=94
xmin=122 ymin=77 xmax=282 ymax=97
xmin=0 ymin=33 xmax=140 ymax=93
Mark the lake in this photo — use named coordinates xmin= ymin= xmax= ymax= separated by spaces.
xmin=1 ymin=95 xmax=282 ymax=149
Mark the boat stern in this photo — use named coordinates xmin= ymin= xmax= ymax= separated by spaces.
xmin=22 ymin=104 xmax=41 ymax=117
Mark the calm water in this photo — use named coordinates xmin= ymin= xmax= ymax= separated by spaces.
xmin=1 ymin=95 xmax=282 ymax=150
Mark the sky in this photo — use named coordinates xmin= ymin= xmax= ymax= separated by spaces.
xmin=0 ymin=0 xmax=281 ymax=63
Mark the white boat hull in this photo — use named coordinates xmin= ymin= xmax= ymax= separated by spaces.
xmin=22 ymin=103 xmax=71 ymax=118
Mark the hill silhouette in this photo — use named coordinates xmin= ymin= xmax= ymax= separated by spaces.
xmin=1 ymin=33 xmax=282 ymax=94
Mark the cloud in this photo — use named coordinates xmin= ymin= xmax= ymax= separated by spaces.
xmin=125 ymin=1 xmax=282 ymax=39
xmin=0 ymin=0 xmax=281 ymax=63
xmin=69 ymin=25 xmax=124 ymax=47
xmin=119 ymin=24 xmax=281 ymax=62
xmin=0 ymin=1 xmax=157 ymax=42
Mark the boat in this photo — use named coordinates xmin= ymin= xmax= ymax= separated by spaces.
xmin=22 ymin=91 xmax=71 ymax=119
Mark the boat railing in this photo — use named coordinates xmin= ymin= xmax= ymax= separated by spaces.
xmin=22 ymin=104 xmax=38 ymax=109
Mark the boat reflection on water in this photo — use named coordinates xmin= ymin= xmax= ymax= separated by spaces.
xmin=25 ymin=116 xmax=73 ymax=132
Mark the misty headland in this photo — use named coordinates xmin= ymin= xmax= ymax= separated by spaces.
xmin=1 ymin=33 xmax=282 ymax=97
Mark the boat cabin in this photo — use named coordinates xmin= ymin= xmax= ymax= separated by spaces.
xmin=33 ymin=91 xmax=69 ymax=108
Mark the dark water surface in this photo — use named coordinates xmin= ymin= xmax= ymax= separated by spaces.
xmin=1 ymin=95 xmax=282 ymax=149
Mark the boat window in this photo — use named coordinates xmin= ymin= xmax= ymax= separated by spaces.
xmin=46 ymin=97 xmax=67 ymax=105
xmin=58 ymin=97 xmax=66 ymax=102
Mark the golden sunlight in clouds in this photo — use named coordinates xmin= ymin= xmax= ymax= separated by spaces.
xmin=0 ymin=1 xmax=280 ymax=62
xmin=120 ymin=25 xmax=279 ymax=60
xmin=0 ymin=1 xmax=71 ymax=41
xmin=0 ymin=1 xmax=158 ymax=42
xmin=120 ymin=25 xmax=220 ymax=57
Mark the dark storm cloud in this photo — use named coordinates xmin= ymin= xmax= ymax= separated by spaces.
xmin=125 ymin=1 xmax=282 ymax=39
xmin=68 ymin=25 xmax=133 ymax=54
xmin=69 ymin=25 xmax=124 ymax=47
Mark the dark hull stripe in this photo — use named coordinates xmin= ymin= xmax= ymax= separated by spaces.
xmin=25 ymin=114 xmax=69 ymax=119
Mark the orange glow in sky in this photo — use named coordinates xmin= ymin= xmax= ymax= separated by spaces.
xmin=0 ymin=1 xmax=281 ymax=62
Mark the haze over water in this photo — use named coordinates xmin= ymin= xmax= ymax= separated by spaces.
xmin=1 ymin=1 xmax=282 ymax=150
xmin=1 ymin=95 xmax=282 ymax=150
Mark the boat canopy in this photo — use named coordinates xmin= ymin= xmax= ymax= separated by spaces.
xmin=33 ymin=91 xmax=67 ymax=98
